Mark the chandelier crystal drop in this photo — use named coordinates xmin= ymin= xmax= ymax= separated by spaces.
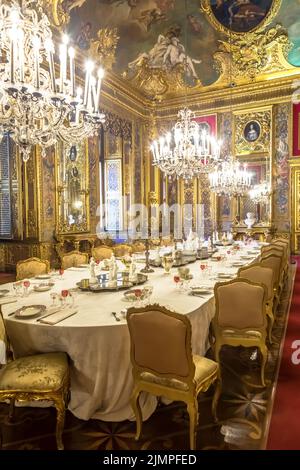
xmin=151 ymin=108 xmax=221 ymax=180
xmin=249 ymin=182 xmax=272 ymax=204
xmin=0 ymin=0 xmax=105 ymax=162
xmin=209 ymin=156 xmax=253 ymax=197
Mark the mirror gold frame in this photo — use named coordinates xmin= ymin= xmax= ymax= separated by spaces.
xmin=55 ymin=140 xmax=90 ymax=235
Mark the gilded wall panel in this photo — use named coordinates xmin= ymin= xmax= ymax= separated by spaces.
xmin=88 ymin=136 xmax=100 ymax=234
xmin=40 ymin=147 xmax=56 ymax=242
xmin=273 ymin=103 xmax=291 ymax=233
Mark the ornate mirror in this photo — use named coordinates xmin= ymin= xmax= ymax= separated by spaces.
xmin=56 ymin=141 xmax=89 ymax=234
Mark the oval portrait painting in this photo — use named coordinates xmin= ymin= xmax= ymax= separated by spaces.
xmin=208 ymin=0 xmax=276 ymax=34
xmin=244 ymin=121 xmax=261 ymax=142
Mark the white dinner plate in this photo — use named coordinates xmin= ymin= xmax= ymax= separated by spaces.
xmin=35 ymin=274 xmax=51 ymax=280
xmin=217 ymin=273 xmax=233 ymax=279
xmin=14 ymin=305 xmax=46 ymax=319
xmin=190 ymin=287 xmax=212 ymax=295
xmin=34 ymin=285 xmax=52 ymax=292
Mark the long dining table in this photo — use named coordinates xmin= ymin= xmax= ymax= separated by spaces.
xmin=0 ymin=243 xmax=259 ymax=422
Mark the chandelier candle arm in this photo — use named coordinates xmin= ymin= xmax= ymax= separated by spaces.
xmin=0 ymin=0 xmax=105 ymax=161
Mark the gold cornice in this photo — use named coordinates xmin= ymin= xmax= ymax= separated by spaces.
xmin=153 ymin=75 xmax=300 ymax=119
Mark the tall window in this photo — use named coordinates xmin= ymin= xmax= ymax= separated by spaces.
xmin=0 ymin=135 xmax=12 ymax=239
xmin=99 ymin=131 xmax=123 ymax=233
xmin=104 ymin=159 xmax=123 ymax=231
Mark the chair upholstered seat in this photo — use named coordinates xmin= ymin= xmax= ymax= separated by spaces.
xmin=0 ymin=352 xmax=68 ymax=392
xmin=140 ymin=355 xmax=218 ymax=391
xmin=222 ymin=329 xmax=262 ymax=339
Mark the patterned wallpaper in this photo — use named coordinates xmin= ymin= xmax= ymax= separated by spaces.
xmin=41 ymin=147 xmax=56 ymax=241
xmin=273 ymin=103 xmax=291 ymax=233
xmin=218 ymin=112 xmax=233 ymax=231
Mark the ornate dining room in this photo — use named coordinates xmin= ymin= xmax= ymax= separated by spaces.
xmin=0 ymin=0 xmax=300 ymax=453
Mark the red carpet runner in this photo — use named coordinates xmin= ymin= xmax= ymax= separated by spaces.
xmin=267 ymin=258 xmax=300 ymax=449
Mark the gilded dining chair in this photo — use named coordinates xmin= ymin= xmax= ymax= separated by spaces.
xmin=113 ymin=244 xmax=133 ymax=258
xmin=127 ymin=304 xmax=220 ymax=450
xmin=60 ymin=250 xmax=89 ymax=269
xmin=261 ymin=246 xmax=286 ymax=286
xmin=0 ymin=311 xmax=70 ymax=450
xmin=16 ymin=257 xmax=50 ymax=281
xmin=260 ymin=253 xmax=283 ymax=308
xmin=213 ymin=278 xmax=268 ymax=386
xmin=91 ymin=245 xmax=113 ymax=262
xmin=272 ymin=240 xmax=290 ymax=274
xmin=237 ymin=264 xmax=275 ymax=343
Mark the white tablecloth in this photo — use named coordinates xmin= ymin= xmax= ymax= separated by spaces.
xmin=0 ymin=244 xmax=258 ymax=422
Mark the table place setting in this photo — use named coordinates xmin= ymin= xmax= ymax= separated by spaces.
xmin=36 ymin=306 xmax=78 ymax=325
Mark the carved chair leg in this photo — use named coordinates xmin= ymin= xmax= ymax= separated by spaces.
xmin=131 ymin=386 xmax=142 ymax=441
xmin=8 ymin=397 xmax=15 ymax=422
xmin=187 ymin=397 xmax=198 ymax=451
xmin=212 ymin=377 xmax=222 ymax=423
xmin=267 ymin=314 xmax=274 ymax=345
xmin=54 ymin=399 xmax=66 ymax=450
xmin=260 ymin=344 xmax=268 ymax=387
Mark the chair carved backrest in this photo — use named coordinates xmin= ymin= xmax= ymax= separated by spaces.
xmin=127 ymin=304 xmax=195 ymax=389
xmin=16 ymin=257 xmax=50 ymax=281
xmin=131 ymin=242 xmax=146 ymax=253
xmin=113 ymin=244 xmax=133 ymax=258
xmin=60 ymin=251 xmax=89 ymax=269
xmin=261 ymin=246 xmax=285 ymax=270
xmin=273 ymin=240 xmax=289 ymax=257
xmin=91 ymin=245 xmax=113 ymax=262
xmin=273 ymin=237 xmax=290 ymax=249
xmin=260 ymin=254 xmax=282 ymax=289
xmin=237 ymin=264 xmax=274 ymax=302
xmin=214 ymin=279 xmax=267 ymax=331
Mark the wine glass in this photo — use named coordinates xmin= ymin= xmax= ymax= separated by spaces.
xmin=173 ymin=275 xmax=180 ymax=289
xmin=134 ymin=289 xmax=142 ymax=307
xmin=68 ymin=289 xmax=77 ymax=307
xmin=60 ymin=289 xmax=69 ymax=308
xmin=59 ymin=268 xmax=64 ymax=280
xmin=23 ymin=280 xmax=30 ymax=297
xmin=50 ymin=292 xmax=58 ymax=307
xmin=13 ymin=282 xmax=22 ymax=297
xmin=143 ymin=285 xmax=153 ymax=304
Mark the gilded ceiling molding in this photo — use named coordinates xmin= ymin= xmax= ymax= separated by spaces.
xmin=200 ymin=0 xmax=282 ymax=37
xmin=214 ymin=24 xmax=295 ymax=84
xmin=90 ymin=28 xmax=119 ymax=71
xmin=123 ymin=60 xmax=192 ymax=101
xmin=43 ymin=0 xmax=87 ymax=28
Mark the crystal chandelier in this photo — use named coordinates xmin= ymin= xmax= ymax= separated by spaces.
xmin=151 ymin=108 xmax=221 ymax=180
xmin=249 ymin=182 xmax=272 ymax=204
xmin=0 ymin=0 xmax=105 ymax=162
xmin=209 ymin=156 xmax=253 ymax=197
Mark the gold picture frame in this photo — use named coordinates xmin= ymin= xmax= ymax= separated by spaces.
xmin=234 ymin=107 xmax=272 ymax=156
xmin=201 ymin=0 xmax=282 ymax=37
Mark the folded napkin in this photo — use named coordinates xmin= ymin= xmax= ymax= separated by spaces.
xmin=38 ymin=308 xmax=78 ymax=325
xmin=0 ymin=297 xmax=17 ymax=306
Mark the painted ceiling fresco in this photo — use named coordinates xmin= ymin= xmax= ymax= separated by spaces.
xmin=67 ymin=0 xmax=300 ymax=87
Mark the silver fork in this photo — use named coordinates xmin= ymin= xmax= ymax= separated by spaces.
xmin=112 ymin=311 xmax=120 ymax=322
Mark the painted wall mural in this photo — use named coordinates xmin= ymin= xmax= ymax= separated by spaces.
xmin=208 ymin=0 xmax=276 ymax=34
xmin=67 ymin=0 xmax=300 ymax=90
